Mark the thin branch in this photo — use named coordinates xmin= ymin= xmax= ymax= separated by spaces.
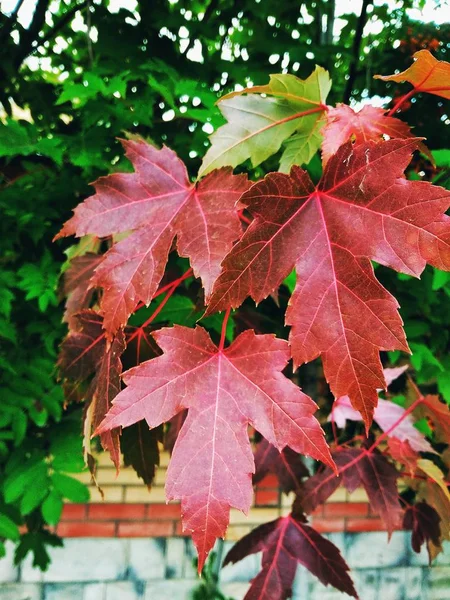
xmin=24 ymin=0 xmax=89 ymax=61
xmin=0 ymin=0 xmax=27 ymax=44
xmin=14 ymin=0 xmax=50 ymax=67
xmin=126 ymin=269 xmax=193 ymax=344
xmin=343 ymin=0 xmax=373 ymax=104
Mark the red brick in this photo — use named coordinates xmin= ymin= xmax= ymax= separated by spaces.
xmin=310 ymin=518 xmax=345 ymax=533
xmin=88 ymin=503 xmax=146 ymax=520
xmin=57 ymin=522 xmax=116 ymax=537
xmin=310 ymin=506 xmax=324 ymax=517
xmin=61 ymin=504 xmax=87 ymax=521
xmin=324 ymin=502 xmax=368 ymax=518
xmin=147 ymin=503 xmax=181 ymax=519
xmin=255 ymin=474 xmax=278 ymax=488
xmin=346 ymin=518 xmax=385 ymax=532
xmin=117 ymin=521 xmax=174 ymax=537
xmin=255 ymin=489 xmax=279 ymax=506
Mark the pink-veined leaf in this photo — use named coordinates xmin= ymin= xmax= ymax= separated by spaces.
xmin=63 ymin=253 xmax=102 ymax=327
xmin=83 ymin=330 xmax=126 ymax=470
xmin=388 ymin=438 xmax=419 ymax=475
xmin=207 ymin=139 xmax=450 ymax=428
xmin=57 ymin=140 xmax=250 ymax=333
xmin=298 ymin=448 xmax=403 ymax=534
xmin=96 ymin=325 xmax=334 ymax=569
xmin=223 ymin=512 xmax=358 ymax=600
xmin=321 ymin=104 xmax=426 ymax=165
xmin=330 ymin=364 xmax=434 ymax=453
xmin=58 ymin=310 xmax=106 ymax=381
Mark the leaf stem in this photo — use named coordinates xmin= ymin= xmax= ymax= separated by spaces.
xmin=309 ymin=396 xmax=426 ymax=499
xmin=127 ymin=268 xmax=193 ymax=343
xmin=386 ymin=89 xmax=416 ymax=117
xmin=219 ymin=308 xmax=231 ymax=351
xmin=366 ymin=396 xmax=423 ymax=454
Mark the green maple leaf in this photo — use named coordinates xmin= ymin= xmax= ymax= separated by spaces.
xmin=199 ymin=67 xmax=331 ymax=176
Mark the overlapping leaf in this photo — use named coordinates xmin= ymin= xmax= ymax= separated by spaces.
xmin=121 ymin=421 xmax=162 ymax=487
xmin=331 ymin=365 xmax=435 ymax=455
xmin=419 ymin=395 xmax=450 ymax=443
xmin=223 ymin=512 xmax=358 ymax=600
xmin=299 ymin=448 xmax=403 ymax=534
xmin=63 ymin=253 xmax=102 ymax=326
xmin=58 ymin=310 xmax=106 ymax=381
xmin=416 ymin=461 xmax=450 ymax=560
xmin=97 ymin=325 xmax=333 ymax=569
xmin=387 ymin=438 xmax=418 ymax=475
xmin=83 ymin=330 xmax=125 ymax=469
xmin=199 ymin=68 xmax=331 ymax=176
xmin=253 ymin=437 xmax=309 ymax=493
xmin=58 ymin=310 xmax=126 ymax=469
xmin=321 ymin=104 xmax=424 ymax=165
xmin=207 ymin=139 xmax=450 ymax=427
xmin=57 ymin=140 xmax=250 ymax=333
xmin=375 ymin=50 xmax=450 ymax=100
xmin=403 ymin=502 xmax=441 ymax=562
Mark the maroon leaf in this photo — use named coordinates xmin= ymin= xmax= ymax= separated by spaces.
xmin=223 ymin=514 xmax=358 ymax=599
xmin=84 ymin=330 xmax=126 ymax=470
xmin=253 ymin=437 xmax=309 ymax=494
xmin=63 ymin=253 xmax=102 ymax=327
xmin=96 ymin=325 xmax=333 ymax=569
xmin=403 ymin=502 xmax=441 ymax=562
xmin=298 ymin=450 xmax=357 ymax=513
xmin=299 ymin=448 xmax=403 ymax=534
xmin=57 ymin=141 xmax=250 ymax=333
xmin=207 ymin=139 xmax=450 ymax=428
xmin=121 ymin=421 xmax=162 ymax=488
xmin=58 ymin=310 xmax=106 ymax=381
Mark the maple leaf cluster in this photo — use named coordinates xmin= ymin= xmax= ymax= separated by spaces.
xmin=55 ymin=50 xmax=450 ymax=598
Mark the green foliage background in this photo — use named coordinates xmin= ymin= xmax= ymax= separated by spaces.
xmin=0 ymin=0 xmax=449 ymax=569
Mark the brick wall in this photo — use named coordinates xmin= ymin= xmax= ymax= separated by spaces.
xmin=58 ymin=450 xmax=393 ymax=540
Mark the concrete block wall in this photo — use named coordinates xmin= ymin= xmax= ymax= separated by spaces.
xmin=1 ymin=534 xmax=449 ymax=599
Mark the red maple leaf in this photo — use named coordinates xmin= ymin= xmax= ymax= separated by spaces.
xmin=58 ymin=310 xmax=126 ymax=469
xmin=253 ymin=437 xmax=309 ymax=493
xmin=223 ymin=512 xmax=358 ymax=599
xmin=56 ymin=140 xmax=250 ymax=333
xmin=58 ymin=310 xmax=106 ymax=381
xmin=96 ymin=325 xmax=333 ymax=569
xmin=84 ymin=330 xmax=126 ymax=470
xmin=403 ymin=502 xmax=441 ymax=562
xmin=321 ymin=104 xmax=422 ymax=165
xmin=299 ymin=448 xmax=403 ymax=534
xmin=388 ymin=438 xmax=418 ymax=475
xmin=63 ymin=253 xmax=102 ymax=327
xmin=207 ymin=139 xmax=450 ymax=427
